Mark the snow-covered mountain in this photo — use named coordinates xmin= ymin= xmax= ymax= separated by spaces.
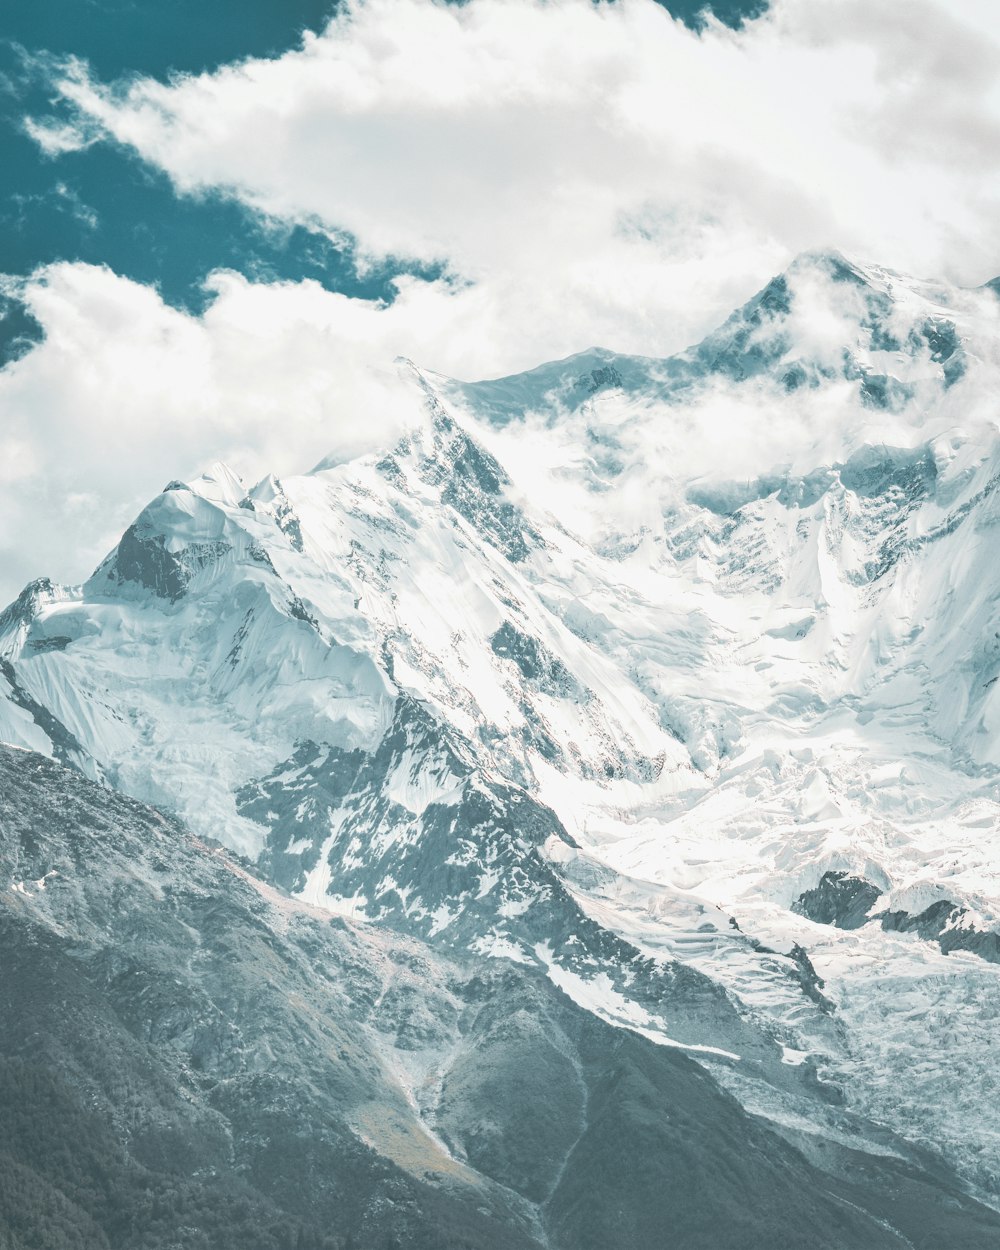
xmin=7 ymin=250 xmax=1000 ymax=1211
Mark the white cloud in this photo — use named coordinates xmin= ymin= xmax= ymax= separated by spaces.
xmin=51 ymin=0 xmax=1000 ymax=293
xmin=0 ymin=263 xmax=432 ymax=598
xmin=6 ymin=0 xmax=1000 ymax=601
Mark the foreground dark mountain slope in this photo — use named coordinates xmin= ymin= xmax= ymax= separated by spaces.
xmin=4 ymin=746 xmax=1000 ymax=1248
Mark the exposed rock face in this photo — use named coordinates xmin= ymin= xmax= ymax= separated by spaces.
xmin=794 ymin=873 xmax=1000 ymax=965
xmin=880 ymin=902 xmax=1000 ymax=964
xmin=793 ymin=872 xmax=882 ymax=930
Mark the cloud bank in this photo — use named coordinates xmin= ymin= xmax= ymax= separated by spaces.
xmin=5 ymin=0 xmax=1000 ymax=600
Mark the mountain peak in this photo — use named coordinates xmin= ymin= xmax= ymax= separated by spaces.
xmin=0 ymin=576 xmax=69 ymax=658
xmin=786 ymin=247 xmax=873 ymax=283
xmin=188 ymin=460 xmax=247 ymax=505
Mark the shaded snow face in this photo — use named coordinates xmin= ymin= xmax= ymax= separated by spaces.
xmin=7 ymin=252 xmax=1000 ymax=1198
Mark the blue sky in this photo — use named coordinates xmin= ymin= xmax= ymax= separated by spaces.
xmin=0 ymin=0 xmax=766 ymax=365
xmin=1 ymin=1 xmax=419 ymax=363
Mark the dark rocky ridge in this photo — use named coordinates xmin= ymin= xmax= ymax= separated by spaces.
xmin=795 ymin=871 xmax=1000 ymax=964
xmin=239 ymin=697 xmax=786 ymax=1073
xmin=4 ymin=748 xmax=1000 ymax=1248
xmin=793 ymin=872 xmax=883 ymax=931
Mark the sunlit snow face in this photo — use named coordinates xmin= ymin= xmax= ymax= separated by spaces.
xmin=4 ymin=0 xmax=1000 ymax=602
